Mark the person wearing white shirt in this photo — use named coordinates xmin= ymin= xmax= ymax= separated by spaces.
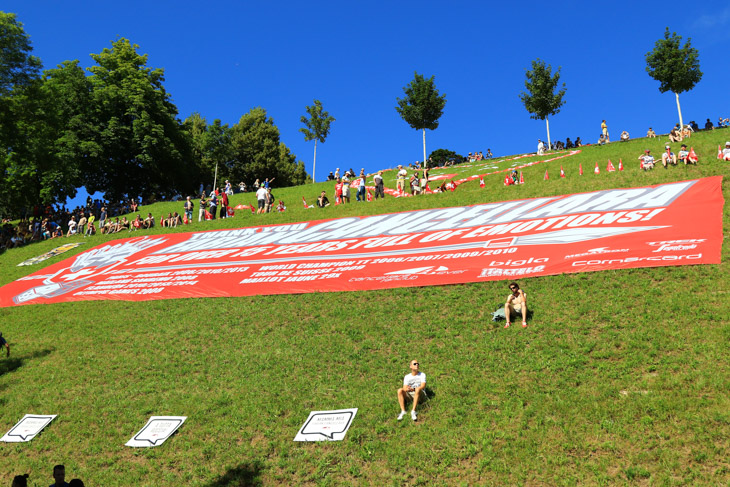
xmin=256 ymin=186 xmax=268 ymax=214
xmin=723 ymin=141 xmax=730 ymax=161
xmin=397 ymin=359 xmax=427 ymax=421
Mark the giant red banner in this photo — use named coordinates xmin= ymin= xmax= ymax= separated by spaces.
xmin=0 ymin=177 xmax=723 ymax=307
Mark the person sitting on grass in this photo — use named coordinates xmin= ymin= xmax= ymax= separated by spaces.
xmin=678 ymin=144 xmax=694 ymax=165
xmin=639 ymin=149 xmax=655 ymax=170
xmin=647 ymin=127 xmax=656 ymax=138
xmin=620 ymin=130 xmax=630 ymax=142
xmin=504 ymin=281 xmax=528 ymax=328
xmin=721 ymin=141 xmax=730 ymax=161
xmin=143 ymin=213 xmax=154 ymax=229
xmin=661 ymin=145 xmax=677 ymax=168
xmin=668 ymin=126 xmax=682 ymax=143
xmin=66 ymin=216 xmax=77 ymax=237
xmin=397 ymin=359 xmax=427 ymax=422
xmin=316 ymin=191 xmax=330 ymax=208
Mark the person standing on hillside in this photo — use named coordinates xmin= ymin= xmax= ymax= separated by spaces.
xmin=0 ymin=332 xmax=10 ymax=357
xmin=504 ymin=282 xmax=528 ymax=328
xmin=601 ymin=120 xmax=609 ymax=142
xmin=198 ymin=193 xmax=207 ymax=222
xmin=356 ymin=169 xmax=366 ymax=202
xmin=373 ymin=171 xmax=385 ymax=199
xmin=256 ymin=185 xmax=268 ymax=214
xmin=396 ymin=165 xmax=408 ymax=193
xmin=396 ymin=359 xmax=427 ymax=421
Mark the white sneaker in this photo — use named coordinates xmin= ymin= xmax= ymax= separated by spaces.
xmin=411 ymin=410 xmax=417 ymax=421
xmin=397 ymin=411 xmax=406 ymax=421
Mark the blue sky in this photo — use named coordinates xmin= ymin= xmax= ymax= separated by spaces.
xmin=5 ymin=1 xmax=730 ymax=202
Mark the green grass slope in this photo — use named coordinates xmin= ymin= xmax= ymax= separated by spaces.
xmin=1 ymin=129 xmax=729 ymax=486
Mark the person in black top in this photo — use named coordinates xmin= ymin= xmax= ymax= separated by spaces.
xmin=317 ymin=191 xmax=330 ymax=208
xmin=0 ymin=332 xmax=9 ymax=357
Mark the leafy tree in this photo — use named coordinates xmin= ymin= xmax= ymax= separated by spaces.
xmin=645 ymin=27 xmax=702 ymax=131
xmin=24 ymin=61 xmax=90 ymax=206
xmin=519 ymin=59 xmax=566 ymax=151
xmin=0 ymin=11 xmax=43 ymax=217
xmin=0 ymin=11 xmax=41 ymax=96
xmin=230 ymin=107 xmax=308 ymax=187
xmin=299 ymin=99 xmax=334 ymax=183
xmin=396 ymin=72 xmax=446 ymax=169
xmin=81 ymin=38 xmax=193 ymax=202
xmin=182 ymin=113 xmax=232 ymax=189
xmin=429 ymin=148 xmax=463 ymax=166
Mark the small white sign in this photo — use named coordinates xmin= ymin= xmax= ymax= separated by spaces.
xmin=1 ymin=414 xmax=57 ymax=442
xmin=125 ymin=416 xmax=186 ymax=448
xmin=293 ymin=409 xmax=357 ymax=442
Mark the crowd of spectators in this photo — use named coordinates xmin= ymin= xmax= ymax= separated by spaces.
xmin=0 ymin=197 xmax=144 ymax=252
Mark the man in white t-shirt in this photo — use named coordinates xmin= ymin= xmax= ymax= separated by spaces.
xmin=256 ymin=186 xmax=268 ymax=214
xmin=723 ymin=141 xmax=730 ymax=161
xmin=397 ymin=359 xmax=427 ymax=421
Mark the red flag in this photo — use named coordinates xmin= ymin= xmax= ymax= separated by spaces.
xmin=579 ymin=163 xmax=583 ymax=176
xmin=366 ymin=189 xmax=373 ymax=201
xmin=594 ymin=162 xmax=600 ymax=174
xmin=519 ymin=171 xmax=524 ymax=184
xmin=718 ymin=145 xmax=723 ymax=160
xmin=450 ymin=180 xmax=456 ymax=192
xmin=302 ymin=197 xmax=308 ymax=208
xmin=479 ymin=177 xmax=485 ymax=188
xmin=504 ymin=175 xmax=512 ymax=186
xmin=183 ymin=215 xmax=189 ymax=224
xmin=250 ymin=205 xmax=255 ymax=214
xmin=618 ymin=159 xmax=624 ymax=171
xmin=607 ymin=159 xmax=616 ymax=172
xmin=227 ymin=207 xmax=235 ymax=217
xmin=544 ymin=169 xmax=549 ymax=180
xmin=560 ymin=166 xmax=565 ymax=178
xmin=204 ymin=211 xmax=212 ymax=220
xmin=335 ymin=196 xmax=341 ymax=205
xmin=689 ymin=147 xmax=698 ymax=163
xmin=424 ymin=183 xmax=433 ymax=193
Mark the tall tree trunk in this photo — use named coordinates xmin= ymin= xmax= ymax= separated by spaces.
xmin=422 ymin=129 xmax=427 ymax=169
xmin=213 ymin=161 xmax=218 ymax=192
xmin=545 ymin=116 xmax=552 ymax=151
xmin=312 ymin=139 xmax=318 ymax=183
xmin=675 ymin=92 xmax=684 ymax=133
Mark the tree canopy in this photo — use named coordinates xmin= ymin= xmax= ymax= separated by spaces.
xmin=519 ymin=59 xmax=566 ymax=122
xmin=0 ymin=11 xmax=41 ymax=96
xmin=645 ymin=28 xmax=702 ymax=95
xmin=300 ymin=99 xmax=334 ymax=183
xmin=645 ymin=28 xmax=702 ymax=130
xmin=396 ymin=72 xmax=446 ymax=169
xmin=395 ymin=72 xmax=446 ymax=132
xmin=519 ymin=59 xmax=566 ymax=150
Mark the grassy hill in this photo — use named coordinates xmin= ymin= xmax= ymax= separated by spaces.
xmin=1 ymin=129 xmax=729 ymax=486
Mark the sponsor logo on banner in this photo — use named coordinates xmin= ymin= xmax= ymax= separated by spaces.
xmin=564 ymin=246 xmax=630 ymax=260
xmin=0 ymin=177 xmax=723 ymax=307
xmin=647 ymin=239 xmax=704 ymax=252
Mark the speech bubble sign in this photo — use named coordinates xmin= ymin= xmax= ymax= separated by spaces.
xmin=125 ymin=416 xmax=186 ymax=448
xmin=293 ymin=409 xmax=357 ymax=442
xmin=1 ymin=414 xmax=57 ymax=442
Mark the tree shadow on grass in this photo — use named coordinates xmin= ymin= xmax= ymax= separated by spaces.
xmin=204 ymin=461 xmax=265 ymax=487
xmin=0 ymin=348 xmax=54 ymax=378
